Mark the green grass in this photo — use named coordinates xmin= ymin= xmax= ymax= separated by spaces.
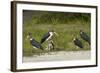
xmin=23 ymin=11 xmax=91 ymax=56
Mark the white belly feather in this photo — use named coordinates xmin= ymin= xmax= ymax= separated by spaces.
xmin=46 ymin=32 xmax=53 ymax=41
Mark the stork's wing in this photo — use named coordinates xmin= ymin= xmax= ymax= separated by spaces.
xmin=81 ymin=32 xmax=90 ymax=44
xmin=83 ymin=32 xmax=90 ymax=39
xmin=74 ymin=39 xmax=83 ymax=48
xmin=40 ymin=32 xmax=50 ymax=44
xmin=30 ymin=39 xmax=43 ymax=50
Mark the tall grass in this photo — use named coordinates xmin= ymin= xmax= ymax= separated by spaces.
xmin=23 ymin=10 xmax=91 ymax=56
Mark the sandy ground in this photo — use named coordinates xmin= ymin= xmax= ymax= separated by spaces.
xmin=23 ymin=51 xmax=91 ymax=63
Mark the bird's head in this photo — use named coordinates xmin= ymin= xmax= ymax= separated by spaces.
xmin=49 ymin=30 xmax=58 ymax=36
xmin=73 ymin=38 xmax=76 ymax=41
xmin=27 ymin=32 xmax=32 ymax=40
xmin=80 ymin=30 xmax=83 ymax=34
xmin=73 ymin=38 xmax=78 ymax=41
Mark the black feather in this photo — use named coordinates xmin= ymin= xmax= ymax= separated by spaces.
xmin=41 ymin=32 xmax=50 ymax=44
xmin=30 ymin=38 xmax=43 ymax=50
xmin=80 ymin=31 xmax=90 ymax=45
xmin=28 ymin=32 xmax=43 ymax=50
xmin=73 ymin=38 xmax=83 ymax=48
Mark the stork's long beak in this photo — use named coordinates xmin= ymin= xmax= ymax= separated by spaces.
xmin=54 ymin=32 xmax=58 ymax=36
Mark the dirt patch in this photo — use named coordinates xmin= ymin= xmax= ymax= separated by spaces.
xmin=23 ymin=50 xmax=91 ymax=63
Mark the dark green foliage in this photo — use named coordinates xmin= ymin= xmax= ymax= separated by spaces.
xmin=23 ymin=10 xmax=91 ymax=25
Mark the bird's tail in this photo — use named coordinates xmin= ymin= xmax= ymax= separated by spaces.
xmin=40 ymin=41 xmax=43 ymax=44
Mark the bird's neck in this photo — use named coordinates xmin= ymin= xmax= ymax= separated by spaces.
xmin=49 ymin=32 xmax=53 ymax=36
xmin=29 ymin=38 xmax=33 ymax=41
xmin=80 ymin=32 xmax=83 ymax=34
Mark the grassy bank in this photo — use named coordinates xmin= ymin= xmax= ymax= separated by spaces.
xmin=23 ymin=10 xmax=91 ymax=56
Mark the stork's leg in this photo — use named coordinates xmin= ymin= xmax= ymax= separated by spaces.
xmin=49 ymin=40 xmax=55 ymax=51
xmin=48 ymin=40 xmax=51 ymax=51
xmin=89 ymin=45 xmax=91 ymax=49
xmin=45 ymin=41 xmax=50 ymax=51
xmin=51 ymin=42 xmax=54 ymax=50
xmin=88 ymin=43 xmax=91 ymax=49
xmin=45 ymin=42 xmax=48 ymax=50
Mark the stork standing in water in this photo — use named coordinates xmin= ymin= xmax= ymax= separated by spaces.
xmin=40 ymin=30 xmax=58 ymax=50
xmin=73 ymin=38 xmax=83 ymax=49
xmin=27 ymin=33 xmax=43 ymax=50
xmin=80 ymin=30 xmax=90 ymax=45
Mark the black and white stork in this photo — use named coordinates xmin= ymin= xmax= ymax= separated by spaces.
xmin=27 ymin=33 xmax=43 ymax=50
xmin=80 ymin=30 xmax=90 ymax=45
xmin=40 ymin=30 xmax=58 ymax=44
xmin=40 ymin=30 xmax=58 ymax=50
xmin=73 ymin=38 xmax=83 ymax=49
